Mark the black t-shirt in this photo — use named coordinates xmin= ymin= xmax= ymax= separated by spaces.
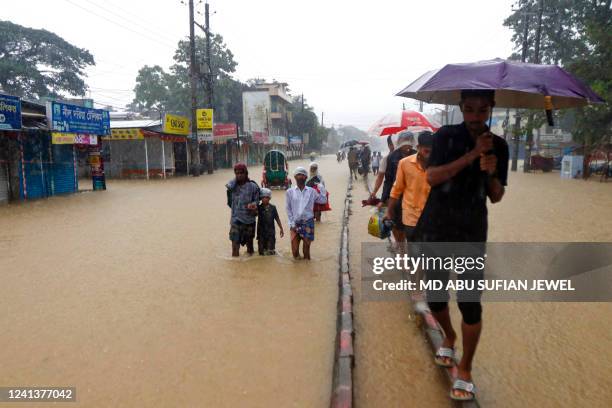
xmin=381 ymin=147 xmax=416 ymax=202
xmin=257 ymin=204 xmax=279 ymax=239
xmin=414 ymin=123 xmax=509 ymax=242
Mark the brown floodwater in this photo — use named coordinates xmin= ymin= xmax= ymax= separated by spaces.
xmin=2 ymin=157 xmax=611 ymax=407
xmin=351 ymin=169 xmax=612 ymax=407
xmin=0 ymin=156 xmax=345 ymax=407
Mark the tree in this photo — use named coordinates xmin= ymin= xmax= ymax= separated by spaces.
xmin=565 ymin=3 xmax=612 ymax=150
xmin=288 ymin=96 xmax=320 ymax=148
xmin=130 ymin=34 xmax=243 ymax=125
xmin=503 ymin=0 xmax=611 ymax=155
xmin=130 ymin=65 xmax=170 ymax=117
xmin=0 ymin=20 xmax=95 ymax=99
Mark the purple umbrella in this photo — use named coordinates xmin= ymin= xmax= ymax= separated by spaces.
xmin=395 ymin=58 xmax=604 ymax=109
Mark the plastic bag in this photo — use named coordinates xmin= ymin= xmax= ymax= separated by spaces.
xmin=368 ymin=208 xmax=390 ymax=239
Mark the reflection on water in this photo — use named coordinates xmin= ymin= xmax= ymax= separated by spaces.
xmin=217 ymin=250 xmax=334 ymax=265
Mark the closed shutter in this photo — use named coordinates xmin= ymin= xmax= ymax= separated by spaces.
xmin=51 ymin=144 xmax=77 ymax=194
xmin=0 ymin=163 xmax=8 ymax=204
xmin=19 ymin=134 xmax=49 ymax=200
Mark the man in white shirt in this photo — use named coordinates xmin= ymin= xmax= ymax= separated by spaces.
xmin=286 ymin=166 xmax=327 ymax=260
xmin=370 ymin=134 xmax=394 ymax=198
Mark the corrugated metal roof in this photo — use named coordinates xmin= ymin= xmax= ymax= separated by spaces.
xmin=110 ymin=119 xmax=161 ymax=129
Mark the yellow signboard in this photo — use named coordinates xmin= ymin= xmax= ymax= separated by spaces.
xmin=163 ymin=113 xmax=190 ymax=135
xmin=51 ymin=133 xmax=98 ymax=145
xmin=196 ymin=108 xmax=214 ymax=130
xmin=104 ymin=128 xmax=144 ymax=140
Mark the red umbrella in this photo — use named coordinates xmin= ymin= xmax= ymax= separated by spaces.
xmin=368 ymin=110 xmax=441 ymax=136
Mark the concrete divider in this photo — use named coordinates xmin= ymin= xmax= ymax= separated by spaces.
xmin=330 ymin=176 xmax=354 ymax=408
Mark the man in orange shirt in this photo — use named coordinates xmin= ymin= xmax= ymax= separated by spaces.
xmin=385 ymin=131 xmax=433 ymax=241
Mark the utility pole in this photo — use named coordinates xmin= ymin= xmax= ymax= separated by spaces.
xmin=188 ymin=0 xmax=201 ymax=176
xmin=321 ymin=112 xmax=324 ymax=127
xmin=193 ymin=2 xmax=215 ymax=173
xmin=204 ymin=1 xmax=214 ymax=174
xmin=524 ymin=0 xmax=546 ymax=173
xmin=511 ymin=9 xmax=530 ymax=172
xmin=419 ymin=101 xmax=423 ymax=113
xmin=533 ymin=0 xmax=544 ymax=65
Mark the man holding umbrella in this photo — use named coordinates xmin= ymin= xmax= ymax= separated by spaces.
xmin=415 ymin=89 xmax=508 ymax=401
xmin=397 ymin=58 xmax=603 ymax=402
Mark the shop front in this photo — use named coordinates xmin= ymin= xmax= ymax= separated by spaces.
xmin=0 ymin=93 xmax=21 ymax=204
xmin=46 ymin=101 xmax=110 ymax=193
xmin=103 ymin=124 xmax=184 ymax=179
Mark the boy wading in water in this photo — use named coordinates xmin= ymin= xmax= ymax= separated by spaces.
xmin=286 ymin=166 xmax=327 ymax=260
xmin=226 ymin=163 xmax=260 ymax=257
xmin=256 ymin=188 xmax=284 ymax=255
xmin=414 ymin=90 xmax=509 ymax=401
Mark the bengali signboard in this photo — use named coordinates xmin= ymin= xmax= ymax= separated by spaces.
xmin=196 ymin=108 xmax=214 ymax=130
xmin=197 ymin=131 xmax=213 ymax=143
xmin=252 ymin=131 xmax=268 ymax=144
xmin=104 ymin=128 xmax=144 ymax=140
xmin=51 ymin=133 xmax=98 ymax=145
xmin=273 ymin=136 xmax=287 ymax=145
xmin=289 ymin=135 xmax=302 ymax=145
xmin=214 ymin=123 xmax=237 ymax=138
xmin=0 ymin=94 xmax=21 ymax=130
xmin=47 ymin=101 xmax=110 ymax=135
xmin=163 ymin=113 xmax=190 ymax=136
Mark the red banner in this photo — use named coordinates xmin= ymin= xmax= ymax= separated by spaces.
xmin=213 ymin=123 xmax=237 ymax=138
xmin=252 ymin=131 xmax=268 ymax=144
xmin=141 ymin=129 xmax=186 ymax=142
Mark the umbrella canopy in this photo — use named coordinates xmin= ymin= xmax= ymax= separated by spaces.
xmin=340 ymin=139 xmax=360 ymax=149
xmin=368 ymin=110 xmax=441 ymax=136
xmin=396 ymin=58 xmax=604 ymax=109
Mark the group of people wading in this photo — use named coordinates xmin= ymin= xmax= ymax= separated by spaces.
xmin=226 ymin=162 xmax=331 ymax=260
xmin=370 ymin=90 xmax=509 ymax=401
xmin=225 ymin=89 xmax=508 ymax=401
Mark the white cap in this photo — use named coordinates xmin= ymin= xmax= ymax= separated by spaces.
xmin=294 ymin=166 xmax=308 ymax=176
xmin=396 ymin=131 xmax=415 ymax=149
xmin=260 ymin=187 xmax=272 ymax=198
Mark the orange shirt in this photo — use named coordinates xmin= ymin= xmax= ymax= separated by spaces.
xmin=389 ymin=153 xmax=430 ymax=227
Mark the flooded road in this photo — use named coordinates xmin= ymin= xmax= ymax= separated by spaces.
xmin=0 ymin=156 xmax=346 ymax=407
xmin=2 ymin=157 xmax=611 ymax=407
xmin=478 ymin=171 xmax=612 ymax=408
xmin=350 ymin=170 xmax=612 ymax=407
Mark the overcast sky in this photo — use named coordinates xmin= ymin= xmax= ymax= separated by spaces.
xmin=5 ymin=0 xmax=517 ymax=130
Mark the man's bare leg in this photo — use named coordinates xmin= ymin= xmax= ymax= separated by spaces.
xmin=453 ymin=321 xmax=482 ymax=399
xmin=431 ymin=305 xmax=457 ymax=366
xmin=303 ymin=239 xmax=311 ymax=260
xmin=291 ymin=235 xmax=301 ymax=259
xmin=232 ymin=242 xmax=240 ymax=257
